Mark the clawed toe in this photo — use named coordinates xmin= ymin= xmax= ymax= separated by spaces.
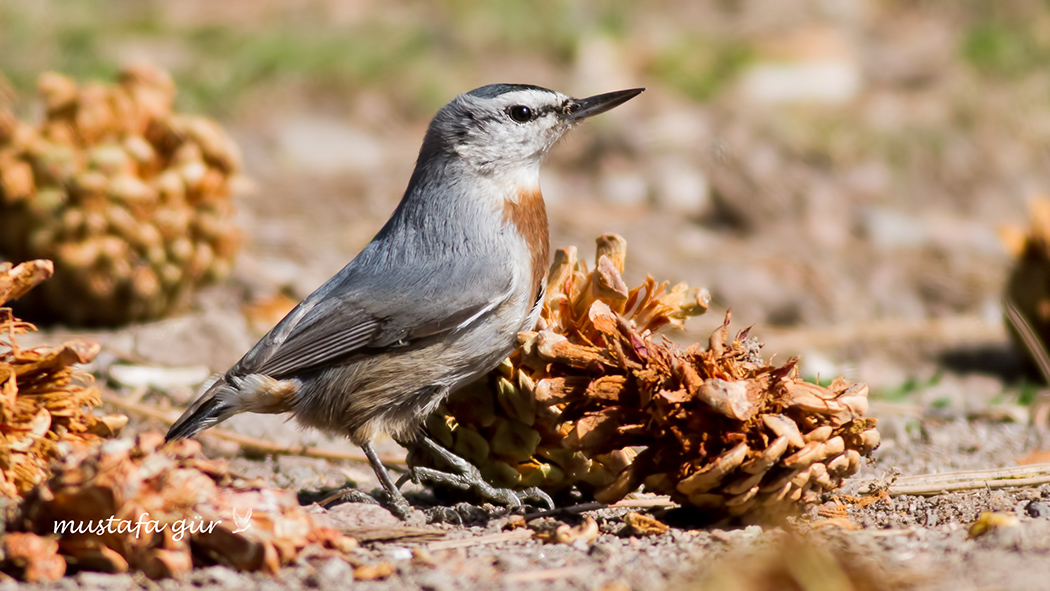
xmin=425 ymin=505 xmax=464 ymax=525
xmin=319 ymin=488 xmax=381 ymax=507
xmin=376 ymin=489 xmax=416 ymax=521
xmin=408 ymin=436 xmax=557 ymax=511
xmin=411 ymin=465 xmax=523 ymax=508
xmin=317 ymin=487 xmax=415 ymax=520
xmin=518 ymin=486 xmax=555 ymax=510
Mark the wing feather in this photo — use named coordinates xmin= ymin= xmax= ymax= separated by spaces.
xmin=257 ymin=313 xmax=381 ymax=377
xmin=229 ymin=252 xmax=512 ymax=379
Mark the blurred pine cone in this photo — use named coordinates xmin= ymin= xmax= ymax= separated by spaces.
xmin=417 ymin=234 xmax=879 ymax=521
xmin=1004 ymin=197 xmax=1050 ymax=375
xmin=0 ymin=66 xmax=245 ymax=326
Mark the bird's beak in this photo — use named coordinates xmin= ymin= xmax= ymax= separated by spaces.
xmin=568 ymin=88 xmax=645 ymax=121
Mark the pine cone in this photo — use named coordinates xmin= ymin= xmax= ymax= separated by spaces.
xmin=418 ymin=235 xmax=879 ymax=521
xmin=0 ymin=66 xmax=244 ymax=326
xmin=14 ymin=432 xmax=357 ymax=580
xmin=0 ymin=260 xmax=126 ymax=499
xmin=1004 ymin=197 xmax=1050 ymax=371
xmin=0 ymin=263 xmax=358 ymax=580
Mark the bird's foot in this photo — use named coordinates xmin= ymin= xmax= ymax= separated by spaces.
xmin=318 ymin=488 xmax=380 ymax=507
xmin=317 ymin=486 xmax=416 ymax=520
xmin=407 ymin=436 xmax=555 ymax=511
xmin=356 ymin=440 xmax=423 ymax=521
xmin=424 ymin=502 xmax=497 ymax=525
xmin=373 ymin=488 xmax=416 ymax=521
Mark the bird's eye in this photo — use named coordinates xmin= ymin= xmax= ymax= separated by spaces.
xmin=508 ymin=105 xmax=533 ymax=123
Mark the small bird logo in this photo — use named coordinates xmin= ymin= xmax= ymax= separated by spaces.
xmin=231 ymin=507 xmax=252 ymax=534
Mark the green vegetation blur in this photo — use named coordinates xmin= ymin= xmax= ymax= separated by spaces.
xmin=0 ymin=0 xmax=754 ymax=116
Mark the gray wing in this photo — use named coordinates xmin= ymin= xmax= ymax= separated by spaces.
xmin=230 ymin=254 xmax=510 ymax=379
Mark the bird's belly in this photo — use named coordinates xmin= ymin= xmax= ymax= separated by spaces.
xmin=290 ymin=293 xmax=532 ymax=444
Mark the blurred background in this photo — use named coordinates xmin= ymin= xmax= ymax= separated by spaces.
xmin=3 ymin=0 xmax=1049 ymax=422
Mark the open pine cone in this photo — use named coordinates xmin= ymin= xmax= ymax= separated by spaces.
xmin=0 ymin=260 xmax=127 ymax=499
xmin=0 ymin=66 xmax=244 ymax=325
xmin=1 ymin=263 xmax=357 ymax=582
xmin=11 ymin=433 xmax=357 ymax=581
xmin=418 ymin=235 xmax=879 ymax=521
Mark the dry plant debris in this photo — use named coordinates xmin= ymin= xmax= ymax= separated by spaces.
xmin=0 ymin=260 xmax=127 ymax=500
xmin=967 ymin=511 xmax=1020 ymax=539
xmin=0 ymin=531 xmax=67 ymax=582
xmin=0 ymin=65 xmax=245 ymax=325
xmin=853 ymin=463 xmax=1050 ymax=496
xmin=1 ymin=261 xmax=357 ymax=582
xmin=352 ymin=562 xmax=397 ymax=580
xmin=10 ymin=432 xmax=358 ymax=580
xmin=551 ymin=516 xmax=600 ymax=546
xmin=419 ymin=235 xmax=878 ymax=522
xmin=620 ymin=512 xmax=669 ymax=536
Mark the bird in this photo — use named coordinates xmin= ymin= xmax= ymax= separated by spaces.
xmin=165 ymin=83 xmax=644 ymax=516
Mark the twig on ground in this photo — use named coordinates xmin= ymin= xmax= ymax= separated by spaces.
xmin=760 ymin=314 xmax=1005 ymax=351
xmin=103 ymin=393 xmax=407 ymax=466
xmin=855 ymin=462 xmax=1050 ymax=496
xmin=1004 ymin=295 xmax=1050 ymax=385
xmin=524 ymin=496 xmax=676 ymax=520
xmin=1004 ymin=295 xmax=1050 ymax=434
xmin=344 ymin=527 xmax=446 ymax=544
xmin=427 ymin=529 xmax=533 ymax=551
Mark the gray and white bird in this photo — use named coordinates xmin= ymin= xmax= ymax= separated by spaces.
xmin=166 ymin=83 xmax=643 ymax=515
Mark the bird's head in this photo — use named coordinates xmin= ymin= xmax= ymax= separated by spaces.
xmin=423 ymin=84 xmax=643 ymax=180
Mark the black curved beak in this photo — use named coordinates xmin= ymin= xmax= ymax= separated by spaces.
xmin=568 ymin=88 xmax=645 ymax=121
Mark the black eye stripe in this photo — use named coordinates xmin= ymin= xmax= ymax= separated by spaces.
xmin=505 ymin=104 xmax=561 ymax=122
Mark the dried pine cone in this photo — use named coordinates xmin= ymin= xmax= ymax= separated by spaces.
xmin=418 ymin=235 xmax=709 ymax=494
xmin=14 ymin=433 xmax=357 ymax=580
xmin=418 ymin=235 xmax=878 ymax=522
xmin=618 ymin=315 xmax=878 ymax=520
xmin=0 ymin=263 xmax=358 ymax=581
xmin=0 ymin=66 xmax=245 ymax=326
xmin=0 ymin=260 xmax=127 ymax=499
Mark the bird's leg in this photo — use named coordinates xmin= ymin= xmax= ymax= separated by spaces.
xmin=361 ymin=441 xmax=415 ymax=520
xmin=315 ymin=442 xmax=414 ymax=519
xmin=405 ymin=435 xmax=555 ymax=510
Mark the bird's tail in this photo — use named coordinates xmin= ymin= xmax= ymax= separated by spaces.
xmin=166 ymin=376 xmax=237 ymax=441
xmin=166 ymin=373 xmax=298 ymax=441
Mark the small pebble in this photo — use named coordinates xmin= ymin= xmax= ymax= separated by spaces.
xmin=309 ymin=557 xmax=354 ymax=587
xmin=1024 ymin=500 xmax=1048 ymax=519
